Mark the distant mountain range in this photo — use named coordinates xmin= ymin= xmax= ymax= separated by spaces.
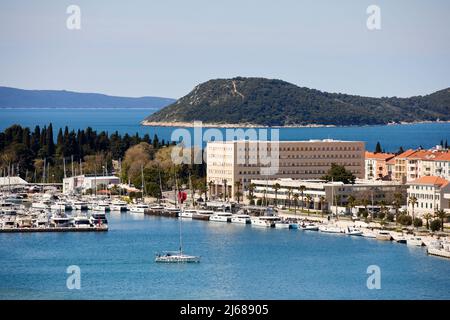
xmin=0 ymin=86 xmax=175 ymax=109
xmin=144 ymin=77 xmax=450 ymax=126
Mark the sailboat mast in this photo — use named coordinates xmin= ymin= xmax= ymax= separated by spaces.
xmin=174 ymin=170 xmax=183 ymax=254
xmin=158 ymin=168 xmax=163 ymax=204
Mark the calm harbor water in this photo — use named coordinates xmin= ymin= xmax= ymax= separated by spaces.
xmin=0 ymin=108 xmax=449 ymax=152
xmin=1 ymin=213 xmax=449 ymax=300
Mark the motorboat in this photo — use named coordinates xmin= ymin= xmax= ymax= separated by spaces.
xmin=73 ymin=216 xmax=92 ymax=229
xmin=299 ymin=222 xmax=319 ymax=231
xmin=427 ymin=241 xmax=450 ymax=259
xmin=231 ymin=214 xmax=251 ymax=224
xmin=148 ymin=204 xmax=165 ymax=215
xmin=319 ymin=225 xmax=343 ymax=234
xmin=390 ymin=232 xmax=407 ymax=244
xmin=110 ymin=200 xmax=128 ymax=212
xmin=50 ymin=201 xmax=72 ymax=212
xmin=92 ymin=201 xmax=110 ymax=212
xmin=250 ymin=216 xmax=280 ymax=228
xmin=180 ymin=209 xmax=197 ymax=218
xmin=32 ymin=200 xmax=52 ymax=210
xmin=192 ymin=210 xmax=214 ymax=221
xmin=71 ymin=200 xmax=89 ymax=211
xmin=344 ymin=226 xmax=363 ymax=236
xmin=129 ymin=203 xmax=149 ymax=214
xmin=209 ymin=212 xmax=232 ymax=222
xmin=376 ymin=231 xmax=392 ymax=241
xmin=407 ymin=236 xmax=424 ymax=247
xmin=361 ymin=229 xmax=377 ymax=238
xmin=90 ymin=212 xmax=108 ymax=227
xmin=162 ymin=207 xmax=181 ymax=218
xmin=50 ymin=214 xmax=73 ymax=228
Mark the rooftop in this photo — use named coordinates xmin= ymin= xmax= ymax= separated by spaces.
xmin=409 ymin=176 xmax=449 ymax=187
xmin=365 ymin=151 xmax=395 ymax=160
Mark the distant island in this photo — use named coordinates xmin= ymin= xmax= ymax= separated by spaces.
xmin=143 ymin=77 xmax=450 ymax=127
xmin=0 ymin=86 xmax=175 ymax=109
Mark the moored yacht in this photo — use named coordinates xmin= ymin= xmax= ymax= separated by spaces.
xmin=50 ymin=214 xmax=73 ymax=228
xmin=50 ymin=201 xmax=72 ymax=212
xmin=344 ymin=226 xmax=363 ymax=236
xmin=299 ymin=222 xmax=319 ymax=231
xmin=407 ymin=236 xmax=424 ymax=247
xmin=180 ymin=209 xmax=197 ymax=218
xmin=129 ymin=203 xmax=149 ymax=214
xmin=110 ymin=200 xmax=128 ymax=212
xmin=209 ymin=212 xmax=232 ymax=222
xmin=73 ymin=215 xmax=92 ymax=229
xmin=251 ymin=216 xmax=279 ymax=228
xmin=92 ymin=201 xmax=110 ymax=212
xmin=231 ymin=214 xmax=251 ymax=224
xmin=319 ymin=225 xmax=343 ymax=234
xmin=32 ymin=199 xmax=52 ymax=210
xmin=192 ymin=210 xmax=214 ymax=220
xmin=71 ymin=200 xmax=89 ymax=211
xmin=376 ymin=230 xmax=392 ymax=241
xmin=90 ymin=212 xmax=108 ymax=227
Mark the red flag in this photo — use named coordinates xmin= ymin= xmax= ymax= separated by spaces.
xmin=178 ymin=191 xmax=187 ymax=203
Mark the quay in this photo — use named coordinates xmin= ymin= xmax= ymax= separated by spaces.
xmin=0 ymin=226 xmax=108 ymax=233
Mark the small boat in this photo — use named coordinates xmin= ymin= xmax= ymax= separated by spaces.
xmin=427 ymin=241 xmax=450 ymax=259
xmin=90 ymin=212 xmax=108 ymax=227
xmin=71 ymin=200 xmax=89 ymax=211
xmin=192 ymin=210 xmax=214 ymax=220
xmin=210 ymin=212 xmax=232 ymax=222
xmin=250 ymin=216 xmax=280 ymax=228
xmin=155 ymin=251 xmax=200 ymax=263
xmin=319 ymin=225 xmax=343 ymax=234
xmin=231 ymin=214 xmax=251 ymax=224
xmin=92 ymin=201 xmax=110 ymax=212
xmin=376 ymin=231 xmax=392 ymax=241
xmin=299 ymin=223 xmax=319 ymax=231
xmin=274 ymin=221 xmax=291 ymax=229
xmin=361 ymin=229 xmax=377 ymax=238
xmin=180 ymin=209 xmax=197 ymax=218
xmin=73 ymin=216 xmax=92 ymax=229
xmin=110 ymin=200 xmax=128 ymax=212
xmin=32 ymin=200 xmax=52 ymax=210
xmin=407 ymin=236 xmax=424 ymax=247
xmin=50 ymin=201 xmax=72 ymax=212
xmin=289 ymin=223 xmax=299 ymax=229
xmin=148 ymin=205 xmax=165 ymax=215
xmin=344 ymin=226 xmax=363 ymax=236
xmin=129 ymin=203 xmax=149 ymax=214
xmin=50 ymin=214 xmax=73 ymax=228
xmin=162 ymin=207 xmax=181 ymax=218
xmin=390 ymin=232 xmax=407 ymax=244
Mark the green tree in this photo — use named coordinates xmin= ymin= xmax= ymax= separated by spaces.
xmin=413 ymin=217 xmax=423 ymax=229
xmin=293 ymin=193 xmax=299 ymax=214
xmin=423 ymin=213 xmax=433 ymax=230
xmin=375 ymin=142 xmax=382 ymax=153
xmin=273 ymin=183 xmax=281 ymax=206
xmin=430 ymin=219 xmax=442 ymax=232
xmin=435 ymin=209 xmax=447 ymax=232
xmin=322 ymin=163 xmax=356 ymax=184
xmin=408 ymin=196 xmax=418 ymax=220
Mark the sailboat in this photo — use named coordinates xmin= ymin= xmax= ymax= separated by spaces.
xmin=155 ymin=171 xmax=200 ymax=263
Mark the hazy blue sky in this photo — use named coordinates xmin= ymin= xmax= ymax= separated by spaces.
xmin=0 ymin=0 xmax=449 ymax=98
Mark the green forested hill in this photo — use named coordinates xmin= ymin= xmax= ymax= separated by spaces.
xmin=145 ymin=77 xmax=450 ymax=126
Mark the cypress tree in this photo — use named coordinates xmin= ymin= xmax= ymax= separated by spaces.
xmin=375 ymin=142 xmax=382 ymax=153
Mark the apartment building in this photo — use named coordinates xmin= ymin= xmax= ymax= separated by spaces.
xmin=394 ymin=149 xmax=447 ymax=183
xmin=364 ymin=151 xmax=396 ymax=180
xmin=63 ymin=175 xmax=120 ymax=194
xmin=206 ymin=139 xmax=365 ymax=200
xmin=407 ymin=176 xmax=450 ymax=217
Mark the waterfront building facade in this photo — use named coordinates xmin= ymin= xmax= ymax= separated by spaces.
xmin=406 ymin=176 xmax=450 ymax=217
xmin=63 ymin=175 xmax=120 ymax=194
xmin=250 ymin=178 xmax=406 ymax=213
xmin=206 ymin=140 xmax=365 ymax=200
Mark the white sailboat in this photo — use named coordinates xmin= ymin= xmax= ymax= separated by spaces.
xmin=155 ymin=171 xmax=200 ymax=263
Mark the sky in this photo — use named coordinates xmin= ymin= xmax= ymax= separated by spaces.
xmin=0 ymin=0 xmax=449 ymax=99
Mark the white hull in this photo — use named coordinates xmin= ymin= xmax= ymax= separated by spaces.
xmin=274 ymin=222 xmax=290 ymax=229
xmin=427 ymin=247 xmax=450 ymax=259
xmin=32 ymin=203 xmax=50 ymax=210
xmin=231 ymin=216 xmax=251 ymax=224
xmin=251 ymin=219 xmax=272 ymax=228
xmin=407 ymin=239 xmax=424 ymax=247
xmin=180 ymin=212 xmax=193 ymax=218
xmin=319 ymin=226 xmax=343 ymax=233
xmin=210 ymin=215 xmax=231 ymax=222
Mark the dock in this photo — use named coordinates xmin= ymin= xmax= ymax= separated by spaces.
xmin=0 ymin=226 xmax=108 ymax=233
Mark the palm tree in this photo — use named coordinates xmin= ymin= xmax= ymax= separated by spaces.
xmin=305 ymin=194 xmax=312 ymax=215
xmin=293 ymin=193 xmax=299 ymax=214
xmin=393 ymin=192 xmax=403 ymax=217
xmin=347 ymin=195 xmax=356 ymax=216
xmin=234 ymin=181 xmax=242 ymax=204
xmin=408 ymin=196 xmax=418 ymax=221
xmin=273 ymin=183 xmax=281 ymax=206
xmin=435 ymin=209 xmax=447 ymax=232
xmin=208 ymin=180 xmax=214 ymax=200
xmin=423 ymin=213 xmax=433 ymax=230
xmin=286 ymin=187 xmax=293 ymax=209
xmin=319 ymin=195 xmax=326 ymax=218
xmin=247 ymin=183 xmax=256 ymax=204
xmin=299 ymin=185 xmax=306 ymax=211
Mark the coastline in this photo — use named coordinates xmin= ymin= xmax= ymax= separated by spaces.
xmin=141 ymin=119 xmax=450 ymax=128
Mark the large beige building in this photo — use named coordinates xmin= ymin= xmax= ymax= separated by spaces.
xmin=206 ymin=139 xmax=365 ymax=200
xmin=407 ymin=176 xmax=450 ymax=217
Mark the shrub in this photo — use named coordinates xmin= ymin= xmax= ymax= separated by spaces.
xmin=397 ymin=214 xmax=412 ymax=226
xmin=430 ymin=219 xmax=442 ymax=232
xmin=413 ymin=218 xmax=423 ymax=228
xmin=378 ymin=212 xmax=386 ymax=220
xmin=386 ymin=213 xmax=395 ymax=222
